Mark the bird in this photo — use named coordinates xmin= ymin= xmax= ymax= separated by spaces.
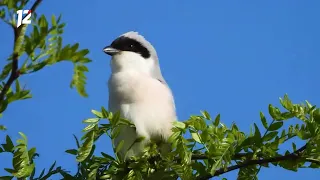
xmin=103 ymin=31 xmax=177 ymax=160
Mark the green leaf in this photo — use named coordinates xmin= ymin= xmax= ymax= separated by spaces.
xmin=28 ymin=147 xmax=37 ymax=159
xmin=0 ymin=125 xmax=7 ymax=131
xmin=0 ymin=9 xmax=5 ymax=19
xmin=191 ymin=132 xmax=201 ymax=143
xmin=60 ymin=171 xmax=74 ymax=179
xmin=268 ymin=104 xmax=283 ymax=120
xmin=111 ymin=126 xmax=121 ymax=139
xmin=306 ymin=121 xmax=316 ymax=136
xmin=263 ymin=131 xmax=278 ymax=141
xmin=269 ymin=122 xmax=283 ymax=131
xmin=33 ymin=26 xmax=40 ymax=43
xmin=100 ymin=174 xmax=112 ymax=179
xmin=281 ymin=112 xmax=294 ymax=119
xmin=91 ymin=109 xmax=102 ymax=118
xmin=279 ymin=159 xmax=299 ymax=171
xmin=214 ymin=114 xmax=220 ymax=126
xmin=0 ymin=62 xmax=12 ymax=81
xmin=101 ymin=107 xmax=109 ymax=118
xmin=0 ymin=176 xmax=13 ymax=180
xmin=76 ymin=49 xmax=89 ymax=57
xmin=15 ymin=80 xmax=21 ymax=92
xmin=2 ymin=135 xmax=14 ymax=152
xmin=70 ymin=64 xmax=89 ymax=97
xmin=292 ymin=142 xmax=297 ymax=151
xmin=134 ymin=136 xmax=145 ymax=143
xmin=11 ymin=132 xmax=35 ymax=178
xmin=13 ymin=24 xmax=27 ymax=55
xmin=0 ymin=99 xmax=8 ymax=113
xmin=260 ymin=112 xmax=268 ymax=129
xmin=76 ymin=130 xmax=95 ymax=162
xmin=297 ymin=130 xmax=311 ymax=140
xmin=210 ymin=138 xmax=232 ymax=175
xmin=39 ymin=15 xmax=48 ymax=36
xmin=168 ymin=131 xmax=180 ymax=144
xmin=6 ymin=0 xmax=15 ymax=9
xmin=111 ymin=111 xmax=121 ymax=125
xmin=313 ymin=109 xmax=320 ymax=124
xmin=280 ymin=94 xmax=293 ymax=110
xmin=101 ymin=152 xmax=115 ymax=160
xmin=88 ymin=162 xmax=100 ymax=179
xmin=201 ymin=110 xmax=211 ymax=120
xmin=71 ymin=43 xmax=79 ymax=53
xmin=238 ymin=166 xmax=259 ymax=180
xmin=48 ymin=161 xmax=56 ymax=173
xmin=30 ymin=61 xmax=48 ymax=72
xmin=65 ymin=149 xmax=77 ymax=155
xmin=51 ymin=15 xmax=57 ymax=26
xmin=83 ymin=118 xmax=99 ymax=124
xmin=4 ymin=168 xmax=14 ymax=174
xmin=72 ymin=49 xmax=90 ymax=62
xmin=7 ymin=90 xmax=32 ymax=103
xmin=73 ymin=134 xmax=80 ymax=148
xmin=309 ymin=161 xmax=320 ymax=168
xmin=253 ymin=123 xmax=261 ymax=140
xmin=83 ymin=124 xmax=96 ymax=131
xmin=173 ymin=121 xmax=186 ymax=129
xmin=115 ymin=140 xmax=124 ymax=153
xmin=171 ymin=164 xmax=184 ymax=177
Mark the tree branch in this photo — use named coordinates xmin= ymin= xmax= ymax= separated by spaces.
xmin=196 ymin=144 xmax=310 ymax=180
xmin=191 ymin=153 xmax=252 ymax=161
xmin=0 ymin=0 xmax=42 ymax=103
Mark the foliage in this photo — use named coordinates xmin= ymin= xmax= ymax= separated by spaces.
xmin=0 ymin=0 xmax=91 ymax=117
xmin=0 ymin=0 xmax=319 ymax=180
xmin=60 ymin=95 xmax=319 ymax=180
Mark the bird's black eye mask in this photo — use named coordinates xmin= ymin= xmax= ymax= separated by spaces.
xmin=110 ymin=36 xmax=151 ymax=59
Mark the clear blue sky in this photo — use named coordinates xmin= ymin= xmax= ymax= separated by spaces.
xmin=1 ymin=0 xmax=320 ymax=179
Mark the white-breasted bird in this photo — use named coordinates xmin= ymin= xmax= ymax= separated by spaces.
xmin=103 ymin=31 xmax=177 ymax=159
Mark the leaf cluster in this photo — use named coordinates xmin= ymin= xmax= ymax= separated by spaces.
xmin=0 ymin=0 xmax=91 ymax=115
xmin=52 ymin=95 xmax=320 ymax=180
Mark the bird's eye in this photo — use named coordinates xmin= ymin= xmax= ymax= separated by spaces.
xmin=129 ymin=44 xmax=134 ymax=48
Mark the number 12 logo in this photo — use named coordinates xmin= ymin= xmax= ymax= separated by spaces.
xmin=16 ymin=10 xmax=32 ymax=28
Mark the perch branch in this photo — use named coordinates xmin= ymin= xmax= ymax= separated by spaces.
xmin=196 ymin=144 xmax=315 ymax=180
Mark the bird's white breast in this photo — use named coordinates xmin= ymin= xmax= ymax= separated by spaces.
xmin=108 ymin=70 xmax=176 ymax=140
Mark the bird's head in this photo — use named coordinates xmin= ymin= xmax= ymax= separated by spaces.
xmin=103 ymin=31 xmax=161 ymax=77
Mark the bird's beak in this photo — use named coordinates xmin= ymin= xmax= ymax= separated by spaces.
xmin=103 ymin=46 xmax=120 ymax=56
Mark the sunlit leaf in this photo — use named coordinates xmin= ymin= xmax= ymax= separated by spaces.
xmin=76 ymin=131 xmax=95 ymax=162
xmin=173 ymin=121 xmax=186 ymax=129
xmin=191 ymin=132 xmax=201 ymax=143
xmin=201 ymin=110 xmax=211 ymax=120
xmin=259 ymin=112 xmax=268 ymax=129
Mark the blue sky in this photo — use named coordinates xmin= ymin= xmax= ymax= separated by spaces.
xmin=1 ymin=0 xmax=320 ymax=179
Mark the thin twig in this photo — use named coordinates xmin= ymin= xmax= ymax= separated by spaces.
xmin=190 ymin=153 xmax=251 ymax=161
xmin=196 ymin=144 xmax=309 ymax=180
xmin=0 ymin=0 xmax=42 ymax=103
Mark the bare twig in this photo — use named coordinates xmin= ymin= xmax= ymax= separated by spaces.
xmin=0 ymin=0 xmax=42 ymax=103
